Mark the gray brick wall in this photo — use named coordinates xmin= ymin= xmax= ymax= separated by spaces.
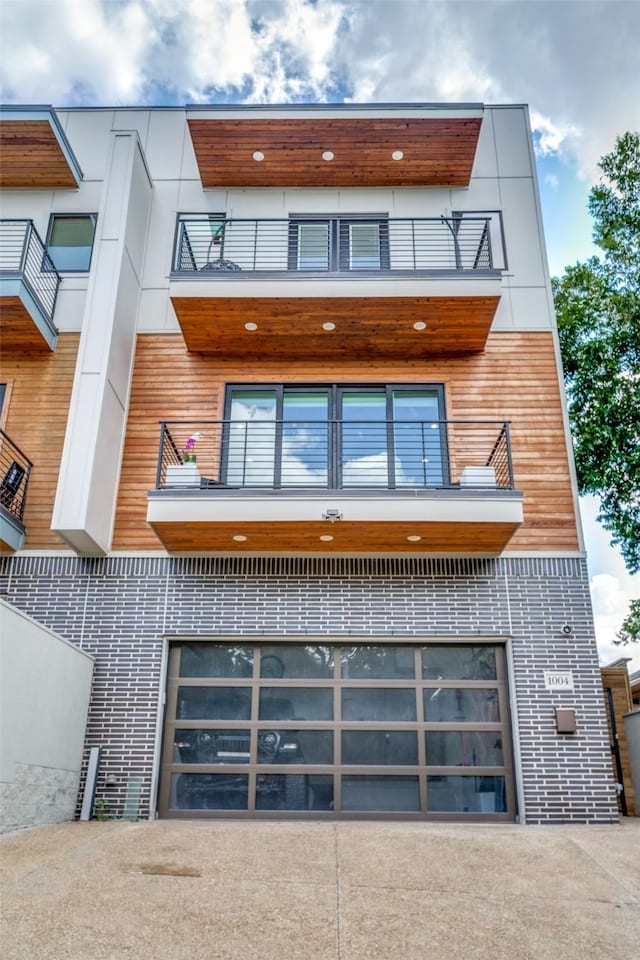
xmin=0 ymin=554 xmax=618 ymax=823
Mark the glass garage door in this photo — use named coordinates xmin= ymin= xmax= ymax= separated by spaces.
xmin=159 ymin=643 xmax=515 ymax=820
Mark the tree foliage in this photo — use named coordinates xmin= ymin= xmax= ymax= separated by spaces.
xmin=552 ymin=132 xmax=640 ymax=574
xmin=615 ymin=598 xmax=640 ymax=647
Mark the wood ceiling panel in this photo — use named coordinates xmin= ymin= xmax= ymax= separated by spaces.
xmin=0 ymin=120 xmax=78 ymax=188
xmin=149 ymin=519 xmax=519 ymax=555
xmin=170 ymin=295 xmax=499 ymax=358
xmin=187 ymin=118 xmax=482 ymax=187
xmin=0 ymin=297 xmax=53 ymax=351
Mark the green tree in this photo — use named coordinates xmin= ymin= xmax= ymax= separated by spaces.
xmin=552 ymin=132 xmax=640 ymax=575
xmin=615 ymin=598 xmax=640 ymax=646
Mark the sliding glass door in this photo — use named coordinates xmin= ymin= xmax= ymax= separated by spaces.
xmin=224 ymin=384 xmax=446 ymax=489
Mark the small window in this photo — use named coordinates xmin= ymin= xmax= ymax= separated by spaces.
xmin=46 ymin=214 xmax=97 ymax=272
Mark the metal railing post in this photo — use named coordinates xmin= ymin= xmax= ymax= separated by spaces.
xmin=503 ymin=421 xmax=515 ymax=489
xmin=19 ymin=220 xmax=31 ymax=273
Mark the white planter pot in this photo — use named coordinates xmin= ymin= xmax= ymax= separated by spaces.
xmin=165 ymin=463 xmax=201 ymax=487
xmin=460 ymin=466 xmax=497 ymax=487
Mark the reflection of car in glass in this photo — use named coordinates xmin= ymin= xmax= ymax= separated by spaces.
xmin=174 ymin=730 xmax=308 ymax=809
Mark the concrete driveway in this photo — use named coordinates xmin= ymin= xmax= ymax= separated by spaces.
xmin=1 ymin=819 xmax=639 ymax=960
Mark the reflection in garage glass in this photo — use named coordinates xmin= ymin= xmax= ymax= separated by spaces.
xmin=257 ymin=730 xmax=334 ymax=765
xmin=173 ymin=729 xmax=251 ymax=764
xmin=423 ymin=688 xmax=500 ymax=722
xmin=426 ymin=731 xmax=503 ymax=766
xmin=342 ymin=730 xmax=418 ymax=765
xmin=258 ymin=687 xmax=333 ymax=720
xmin=176 ymin=686 xmax=252 ymax=720
xmin=342 ymin=775 xmax=420 ymax=811
xmin=341 ymin=645 xmax=415 ymax=679
xmin=427 ymin=776 xmax=506 ymax=813
xmin=422 ymin=646 xmax=497 ymax=680
xmin=179 ymin=644 xmax=254 ymax=678
xmin=342 ymin=688 xmax=417 ymax=722
xmin=260 ymin=645 xmax=334 ymax=678
xmin=171 ymin=773 xmax=249 ymax=810
xmin=255 ymin=774 xmax=334 ymax=811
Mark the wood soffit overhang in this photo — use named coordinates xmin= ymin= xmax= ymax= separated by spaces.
xmin=187 ymin=118 xmax=482 ymax=187
xmin=169 ymin=295 xmax=500 ymax=359
xmin=0 ymin=114 xmax=81 ymax=188
xmin=0 ymin=297 xmax=55 ymax=351
xmin=148 ymin=519 xmax=521 ymax=556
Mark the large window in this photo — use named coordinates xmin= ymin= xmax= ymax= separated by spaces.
xmin=160 ymin=642 xmax=514 ymax=819
xmin=222 ymin=384 xmax=446 ymax=489
xmin=288 ymin=217 xmax=390 ymax=272
xmin=46 ymin=214 xmax=97 ymax=272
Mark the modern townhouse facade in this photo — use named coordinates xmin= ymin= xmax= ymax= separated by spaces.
xmin=0 ymin=102 xmax=619 ymax=824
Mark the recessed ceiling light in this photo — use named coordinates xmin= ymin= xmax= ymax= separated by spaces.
xmin=392 ymin=150 xmax=404 ymax=161
xmin=253 ymin=151 xmax=265 ymax=161
xmin=319 ymin=534 xmax=334 ymax=542
xmin=244 ymin=322 xmax=258 ymax=331
xmin=233 ymin=534 xmax=247 ymax=542
xmin=322 ymin=322 xmax=336 ymax=331
xmin=406 ymin=535 xmax=422 ymax=542
xmin=413 ymin=321 xmax=427 ymax=331
xmin=322 ymin=151 xmax=334 ymax=161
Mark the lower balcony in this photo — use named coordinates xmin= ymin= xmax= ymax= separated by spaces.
xmin=0 ymin=429 xmax=32 ymax=552
xmin=147 ymin=419 xmax=523 ymax=555
xmin=0 ymin=219 xmax=60 ymax=351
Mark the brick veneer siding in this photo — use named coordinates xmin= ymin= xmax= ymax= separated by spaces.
xmin=0 ymin=555 xmax=618 ymax=824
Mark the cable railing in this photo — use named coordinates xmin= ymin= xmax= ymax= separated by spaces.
xmin=155 ymin=419 xmax=514 ymax=491
xmin=0 ymin=429 xmax=32 ymax=523
xmin=172 ymin=216 xmax=496 ymax=276
xmin=0 ymin=219 xmax=60 ymax=323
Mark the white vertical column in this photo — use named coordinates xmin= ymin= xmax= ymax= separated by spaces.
xmin=52 ymin=132 xmax=152 ymax=554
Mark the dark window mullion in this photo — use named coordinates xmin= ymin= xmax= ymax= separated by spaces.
xmin=386 ymin=387 xmax=396 ymax=489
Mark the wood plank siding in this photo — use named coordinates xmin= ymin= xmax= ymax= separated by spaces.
xmin=0 ymin=120 xmax=78 ymax=188
xmin=170 ymin=295 xmax=500 ymax=359
xmin=187 ymin=118 xmax=482 ymax=188
xmin=0 ymin=334 xmax=79 ymax=549
xmin=601 ymin=664 xmax=636 ymax=816
xmin=112 ymin=330 xmax=579 ymax=553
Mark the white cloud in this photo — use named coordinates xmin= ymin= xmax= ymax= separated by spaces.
xmin=2 ymin=1 xmax=638 ymax=180
xmin=544 ymin=173 xmax=559 ymax=190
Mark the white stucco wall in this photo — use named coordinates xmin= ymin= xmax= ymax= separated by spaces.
xmin=0 ymin=600 xmax=94 ymax=833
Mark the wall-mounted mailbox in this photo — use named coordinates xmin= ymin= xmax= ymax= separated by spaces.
xmin=555 ymin=707 xmax=577 ymax=734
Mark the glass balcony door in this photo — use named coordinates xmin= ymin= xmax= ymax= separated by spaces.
xmin=289 ymin=218 xmax=389 ymax=272
xmin=223 ymin=384 xmax=445 ymax=489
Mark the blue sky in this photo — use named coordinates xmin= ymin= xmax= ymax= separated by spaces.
xmin=1 ymin=0 xmax=638 ymax=662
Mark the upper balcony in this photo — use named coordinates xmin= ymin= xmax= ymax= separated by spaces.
xmin=0 ymin=429 xmax=32 ymax=552
xmin=0 ymin=219 xmax=60 ymax=351
xmin=169 ymin=215 xmax=503 ymax=359
xmin=147 ymin=417 xmax=523 ymax=555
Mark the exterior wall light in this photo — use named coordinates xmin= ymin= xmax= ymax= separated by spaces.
xmin=322 ymin=508 xmax=343 ymax=522
xmin=322 ymin=151 xmax=334 ymax=161
xmin=322 ymin=322 xmax=336 ymax=331
xmin=413 ymin=321 xmax=426 ymax=331
xmin=244 ymin=322 xmax=258 ymax=331
xmin=392 ymin=150 xmax=404 ymax=160
xmin=253 ymin=151 xmax=265 ymax=161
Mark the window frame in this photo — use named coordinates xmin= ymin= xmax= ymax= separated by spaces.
xmin=45 ymin=213 xmax=98 ymax=274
